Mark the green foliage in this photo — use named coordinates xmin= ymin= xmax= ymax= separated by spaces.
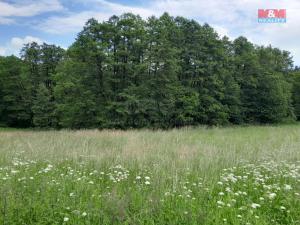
xmin=53 ymin=60 xmax=98 ymax=128
xmin=232 ymin=37 xmax=293 ymax=124
xmin=0 ymin=56 xmax=32 ymax=127
xmin=32 ymin=84 xmax=56 ymax=127
xmin=170 ymin=86 xmax=199 ymax=127
xmin=255 ymin=72 xmax=292 ymax=123
xmin=0 ymin=13 xmax=299 ymax=128
xmin=292 ymin=72 xmax=300 ymax=120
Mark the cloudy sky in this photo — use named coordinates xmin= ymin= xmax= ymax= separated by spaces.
xmin=0 ymin=0 xmax=299 ymax=65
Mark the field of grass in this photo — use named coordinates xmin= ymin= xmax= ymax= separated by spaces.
xmin=0 ymin=125 xmax=300 ymax=224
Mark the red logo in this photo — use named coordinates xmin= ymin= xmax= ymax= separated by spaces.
xmin=258 ymin=9 xmax=286 ymax=23
xmin=258 ymin=9 xmax=286 ymax=18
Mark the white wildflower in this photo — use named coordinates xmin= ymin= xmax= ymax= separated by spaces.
xmin=225 ymin=187 xmax=231 ymax=192
xmin=268 ymin=193 xmax=276 ymax=200
xmin=11 ymin=170 xmax=19 ymax=174
xmin=251 ymin=203 xmax=261 ymax=209
xmin=284 ymin=184 xmax=292 ymax=191
xmin=217 ymin=200 xmax=225 ymax=206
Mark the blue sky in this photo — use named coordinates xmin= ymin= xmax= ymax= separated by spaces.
xmin=1 ymin=0 xmax=300 ymax=66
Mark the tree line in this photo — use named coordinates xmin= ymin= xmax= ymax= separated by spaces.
xmin=1 ymin=13 xmax=300 ymax=129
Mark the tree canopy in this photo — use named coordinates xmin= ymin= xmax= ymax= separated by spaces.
xmin=0 ymin=13 xmax=299 ymax=129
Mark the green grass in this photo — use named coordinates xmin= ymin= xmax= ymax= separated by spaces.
xmin=0 ymin=125 xmax=299 ymax=224
xmin=0 ymin=127 xmax=25 ymax=131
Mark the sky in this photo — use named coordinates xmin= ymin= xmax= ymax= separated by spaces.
xmin=0 ymin=0 xmax=299 ymax=66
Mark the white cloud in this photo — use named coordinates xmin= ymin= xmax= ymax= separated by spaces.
xmin=0 ymin=0 xmax=63 ymax=23
xmin=37 ymin=11 xmax=111 ymax=34
xmin=240 ymin=6 xmax=300 ymax=65
xmin=0 ymin=47 xmax=6 ymax=55
xmin=0 ymin=17 xmax=15 ymax=25
xmin=3 ymin=0 xmax=299 ymax=64
xmin=0 ymin=36 xmax=43 ymax=57
xmin=36 ymin=0 xmax=155 ymax=34
xmin=152 ymin=0 xmax=300 ymax=65
xmin=95 ymin=0 xmax=155 ymax=17
xmin=212 ymin=25 xmax=230 ymax=38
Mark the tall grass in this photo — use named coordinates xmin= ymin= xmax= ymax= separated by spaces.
xmin=0 ymin=125 xmax=299 ymax=224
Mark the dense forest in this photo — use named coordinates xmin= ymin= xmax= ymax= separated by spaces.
xmin=0 ymin=13 xmax=300 ymax=129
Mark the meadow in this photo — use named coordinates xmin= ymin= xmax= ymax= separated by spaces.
xmin=0 ymin=125 xmax=299 ymax=224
